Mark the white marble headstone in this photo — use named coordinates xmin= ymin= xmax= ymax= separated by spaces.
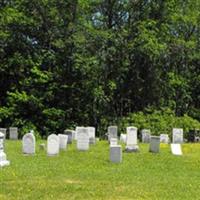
xmin=125 ymin=126 xmax=139 ymax=152
xmin=160 ymin=134 xmax=169 ymax=144
xmin=22 ymin=132 xmax=36 ymax=154
xmin=58 ymin=134 xmax=68 ymax=150
xmin=171 ymin=143 xmax=182 ymax=155
xmin=77 ymin=127 xmax=89 ymax=151
xmin=0 ymin=128 xmax=7 ymax=140
xmin=47 ymin=134 xmax=60 ymax=156
xmin=0 ymin=132 xmax=10 ymax=167
xmin=173 ymin=128 xmax=183 ymax=144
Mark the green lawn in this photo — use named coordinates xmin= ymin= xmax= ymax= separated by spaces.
xmin=1 ymin=140 xmax=200 ymax=200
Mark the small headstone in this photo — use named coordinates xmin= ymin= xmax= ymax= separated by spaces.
xmin=0 ymin=128 xmax=7 ymax=140
xmin=87 ymin=127 xmax=96 ymax=144
xmin=120 ymin=134 xmax=127 ymax=143
xmin=47 ymin=134 xmax=59 ymax=156
xmin=110 ymin=145 xmax=122 ymax=163
xmin=160 ymin=134 xmax=169 ymax=144
xmin=64 ymin=129 xmax=73 ymax=144
xmin=171 ymin=144 xmax=182 ymax=155
xmin=39 ymin=143 xmax=45 ymax=151
xmin=149 ymin=136 xmax=160 ymax=153
xmin=110 ymin=138 xmax=118 ymax=146
xmin=77 ymin=127 xmax=89 ymax=151
xmin=58 ymin=134 xmax=68 ymax=150
xmin=9 ymin=127 xmax=18 ymax=140
xmin=108 ymin=126 xmax=118 ymax=141
xmin=172 ymin=128 xmax=183 ymax=144
xmin=141 ymin=129 xmax=151 ymax=143
xmin=125 ymin=126 xmax=139 ymax=152
xmin=0 ymin=132 xmax=10 ymax=167
xmin=22 ymin=132 xmax=36 ymax=154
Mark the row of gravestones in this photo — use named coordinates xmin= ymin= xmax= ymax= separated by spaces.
xmin=0 ymin=127 xmax=18 ymax=140
xmin=108 ymin=126 xmax=183 ymax=163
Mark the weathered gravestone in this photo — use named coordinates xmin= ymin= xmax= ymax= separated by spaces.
xmin=125 ymin=126 xmax=139 ymax=152
xmin=108 ymin=126 xmax=118 ymax=141
xmin=22 ymin=132 xmax=36 ymax=154
xmin=87 ymin=127 xmax=96 ymax=144
xmin=0 ymin=132 xmax=10 ymax=167
xmin=64 ymin=129 xmax=73 ymax=144
xmin=77 ymin=127 xmax=89 ymax=151
xmin=149 ymin=136 xmax=160 ymax=153
xmin=9 ymin=127 xmax=18 ymax=140
xmin=173 ymin=128 xmax=183 ymax=144
xmin=141 ymin=129 xmax=151 ymax=143
xmin=110 ymin=138 xmax=118 ymax=146
xmin=58 ymin=134 xmax=68 ymax=150
xmin=160 ymin=134 xmax=169 ymax=144
xmin=0 ymin=128 xmax=7 ymax=140
xmin=171 ymin=144 xmax=182 ymax=156
xmin=110 ymin=145 xmax=122 ymax=163
xmin=47 ymin=134 xmax=59 ymax=156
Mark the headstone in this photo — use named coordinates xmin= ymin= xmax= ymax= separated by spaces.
xmin=87 ymin=127 xmax=96 ymax=144
xmin=9 ymin=127 xmax=18 ymax=140
xmin=0 ymin=128 xmax=7 ymax=140
xmin=22 ymin=132 xmax=36 ymax=154
xmin=141 ymin=129 xmax=151 ymax=143
xmin=0 ymin=132 xmax=10 ymax=167
xmin=108 ymin=126 xmax=118 ymax=141
xmin=64 ymin=129 xmax=73 ymax=144
xmin=171 ymin=144 xmax=182 ymax=155
xmin=75 ymin=127 xmax=85 ymax=140
xmin=110 ymin=138 xmax=118 ymax=146
xmin=160 ymin=134 xmax=169 ymax=144
xmin=47 ymin=134 xmax=59 ymax=156
xmin=125 ymin=126 xmax=139 ymax=152
xmin=58 ymin=134 xmax=68 ymax=150
xmin=110 ymin=145 xmax=122 ymax=163
xmin=77 ymin=127 xmax=89 ymax=151
xmin=172 ymin=128 xmax=183 ymax=144
xmin=149 ymin=136 xmax=160 ymax=153
xmin=120 ymin=134 xmax=127 ymax=143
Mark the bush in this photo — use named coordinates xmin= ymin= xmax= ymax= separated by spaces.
xmin=119 ymin=108 xmax=200 ymax=138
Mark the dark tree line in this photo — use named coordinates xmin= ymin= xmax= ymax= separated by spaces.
xmin=0 ymin=0 xmax=200 ymax=136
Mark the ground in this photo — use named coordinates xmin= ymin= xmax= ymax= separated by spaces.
xmin=1 ymin=140 xmax=200 ymax=200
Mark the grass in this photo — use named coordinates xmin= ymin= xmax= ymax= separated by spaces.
xmin=1 ymin=140 xmax=200 ymax=200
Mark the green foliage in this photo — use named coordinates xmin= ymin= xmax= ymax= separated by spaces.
xmin=120 ymin=109 xmax=200 ymax=137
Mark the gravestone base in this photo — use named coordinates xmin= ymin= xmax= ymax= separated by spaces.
xmin=0 ymin=152 xmax=10 ymax=167
xmin=125 ymin=145 xmax=139 ymax=152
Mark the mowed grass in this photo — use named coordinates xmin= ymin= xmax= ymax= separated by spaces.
xmin=1 ymin=140 xmax=200 ymax=200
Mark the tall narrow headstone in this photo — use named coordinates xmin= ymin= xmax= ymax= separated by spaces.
xmin=9 ymin=127 xmax=18 ymax=140
xmin=0 ymin=128 xmax=7 ymax=140
xmin=141 ymin=129 xmax=151 ymax=143
xmin=0 ymin=132 xmax=10 ymax=167
xmin=172 ymin=128 xmax=183 ymax=144
xmin=58 ymin=134 xmax=68 ymax=150
xmin=160 ymin=134 xmax=169 ymax=144
xmin=47 ymin=134 xmax=59 ymax=156
xmin=125 ymin=126 xmax=139 ymax=152
xmin=22 ymin=132 xmax=36 ymax=154
xmin=149 ymin=136 xmax=160 ymax=153
xmin=108 ymin=126 xmax=118 ymax=141
xmin=87 ymin=127 xmax=96 ymax=144
xmin=77 ymin=127 xmax=89 ymax=151
xmin=110 ymin=145 xmax=122 ymax=163
xmin=64 ymin=129 xmax=73 ymax=144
